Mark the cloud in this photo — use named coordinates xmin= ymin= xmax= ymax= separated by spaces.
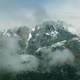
xmin=49 ymin=49 xmax=75 ymax=66
xmin=0 ymin=0 xmax=80 ymax=35
xmin=37 ymin=47 xmax=75 ymax=72
xmin=0 ymin=35 xmax=39 ymax=73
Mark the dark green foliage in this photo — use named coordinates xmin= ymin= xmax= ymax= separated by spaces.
xmin=57 ymin=29 xmax=76 ymax=41
xmin=17 ymin=26 xmax=30 ymax=49
xmin=18 ymin=39 xmax=27 ymax=49
xmin=66 ymin=39 xmax=80 ymax=54
xmin=0 ymin=65 xmax=79 ymax=80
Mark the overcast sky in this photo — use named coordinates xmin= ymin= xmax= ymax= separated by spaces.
xmin=0 ymin=0 xmax=80 ymax=33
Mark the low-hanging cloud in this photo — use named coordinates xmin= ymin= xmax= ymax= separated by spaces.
xmin=38 ymin=47 xmax=75 ymax=72
xmin=0 ymin=35 xmax=39 ymax=73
